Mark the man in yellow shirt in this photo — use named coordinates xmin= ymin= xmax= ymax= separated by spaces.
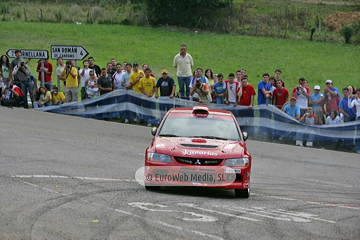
xmin=51 ymin=86 xmax=66 ymax=105
xmin=60 ymin=60 xmax=78 ymax=102
xmin=138 ymin=68 xmax=156 ymax=126
xmin=129 ymin=62 xmax=144 ymax=94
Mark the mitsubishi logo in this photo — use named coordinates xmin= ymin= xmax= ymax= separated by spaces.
xmin=195 ymin=159 xmax=201 ymax=165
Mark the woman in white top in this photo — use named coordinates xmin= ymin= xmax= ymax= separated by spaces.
xmin=326 ymin=109 xmax=343 ymax=125
xmin=348 ymin=88 xmax=360 ymax=154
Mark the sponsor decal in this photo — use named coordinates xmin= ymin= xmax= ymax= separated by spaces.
xmin=181 ymin=149 xmax=218 ymax=156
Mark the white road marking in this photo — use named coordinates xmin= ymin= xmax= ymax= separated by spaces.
xmin=11 ymin=175 xmax=360 ymax=211
xmin=303 ymin=178 xmax=353 ymax=188
xmin=214 ymin=206 xmax=336 ymax=223
xmin=251 ymin=193 xmax=360 ymax=210
xmin=178 ymin=203 xmax=261 ymax=222
xmin=129 ymin=202 xmax=219 ymax=222
xmin=15 ymin=179 xmax=223 ymax=240
xmin=11 ymin=175 xmax=138 ymax=182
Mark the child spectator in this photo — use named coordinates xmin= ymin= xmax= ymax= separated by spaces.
xmin=296 ymin=107 xmax=316 ymax=147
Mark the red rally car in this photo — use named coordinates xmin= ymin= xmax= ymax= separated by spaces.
xmin=144 ymin=105 xmax=252 ymax=198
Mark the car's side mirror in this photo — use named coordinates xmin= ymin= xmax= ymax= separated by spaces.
xmin=151 ymin=127 xmax=157 ymax=136
xmin=243 ymin=132 xmax=248 ymax=141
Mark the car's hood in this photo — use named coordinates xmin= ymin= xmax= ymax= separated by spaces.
xmin=153 ymin=137 xmax=246 ymax=158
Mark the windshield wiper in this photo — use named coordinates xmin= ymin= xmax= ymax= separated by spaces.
xmin=189 ymin=136 xmax=229 ymax=140
xmin=159 ymin=134 xmax=179 ymax=137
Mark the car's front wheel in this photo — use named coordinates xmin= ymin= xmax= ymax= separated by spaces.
xmin=234 ymin=188 xmax=249 ymax=198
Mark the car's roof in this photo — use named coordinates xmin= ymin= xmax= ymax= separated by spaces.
xmin=169 ymin=106 xmax=233 ymax=116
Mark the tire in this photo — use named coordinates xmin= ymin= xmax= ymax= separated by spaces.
xmin=234 ymin=188 xmax=250 ymax=198
xmin=145 ymin=185 xmax=161 ymax=191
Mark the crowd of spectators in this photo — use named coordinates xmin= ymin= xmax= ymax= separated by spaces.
xmin=1 ymin=47 xmax=359 ymax=153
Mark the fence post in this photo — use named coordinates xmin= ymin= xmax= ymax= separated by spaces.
xmin=40 ymin=9 xmax=43 ymax=22
xmin=213 ymin=21 xmax=219 ymax=31
xmin=323 ymin=26 xmax=327 ymax=42
xmin=24 ymin=8 xmax=27 ymax=22
xmin=228 ymin=16 xmax=231 ymax=33
xmin=250 ymin=20 xmax=253 ymax=35
xmin=318 ymin=21 xmax=322 ymax=41
xmin=284 ymin=23 xmax=289 ymax=38
xmin=195 ymin=16 xmax=202 ymax=29
xmin=270 ymin=17 xmax=273 ymax=37
xmin=277 ymin=25 xmax=281 ymax=38
xmin=242 ymin=19 xmax=245 ymax=34
xmin=255 ymin=21 xmax=258 ymax=36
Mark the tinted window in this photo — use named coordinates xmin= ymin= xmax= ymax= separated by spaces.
xmin=158 ymin=116 xmax=241 ymax=141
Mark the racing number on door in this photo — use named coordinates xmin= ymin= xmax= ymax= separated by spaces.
xmin=128 ymin=202 xmax=218 ymax=222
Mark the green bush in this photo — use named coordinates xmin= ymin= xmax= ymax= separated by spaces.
xmin=341 ymin=26 xmax=353 ymax=44
xmin=144 ymin=0 xmax=233 ymax=28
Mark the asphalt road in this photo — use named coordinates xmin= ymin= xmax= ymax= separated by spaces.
xmin=1 ymin=107 xmax=359 ymax=240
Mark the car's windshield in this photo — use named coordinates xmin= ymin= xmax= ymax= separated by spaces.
xmin=158 ymin=116 xmax=241 ymax=141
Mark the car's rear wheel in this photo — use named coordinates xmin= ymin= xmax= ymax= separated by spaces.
xmin=234 ymin=188 xmax=249 ymax=198
xmin=145 ymin=185 xmax=161 ymax=191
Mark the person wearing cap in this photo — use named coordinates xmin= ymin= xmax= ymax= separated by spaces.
xmin=155 ymin=69 xmax=176 ymax=113
xmin=12 ymin=58 xmax=32 ymax=108
xmin=309 ymin=85 xmax=324 ymax=124
xmin=129 ymin=62 xmax=144 ymax=94
xmin=325 ymin=80 xmax=340 ymax=97
xmin=292 ymin=77 xmax=311 ymax=116
xmin=296 ymin=107 xmax=316 ymax=147
xmin=51 ymin=86 xmax=66 ymax=105
xmin=282 ymin=96 xmax=300 ymax=120
xmin=173 ymin=44 xmax=194 ymax=98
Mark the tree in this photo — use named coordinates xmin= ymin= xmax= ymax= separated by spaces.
xmin=144 ymin=0 xmax=232 ymax=28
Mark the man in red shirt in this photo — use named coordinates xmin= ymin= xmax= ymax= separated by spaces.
xmin=36 ymin=58 xmax=53 ymax=91
xmin=237 ymin=76 xmax=256 ymax=134
xmin=273 ymin=79 xmax=289 ymax=109
xmin=238 ymin=77 xmax=256 ymax=107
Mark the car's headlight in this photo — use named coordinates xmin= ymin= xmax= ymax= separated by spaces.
xmin=224 ymin=158 xmax=249 ymax=167
xmin=147 ymin=153 xmax=172 ymax=163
